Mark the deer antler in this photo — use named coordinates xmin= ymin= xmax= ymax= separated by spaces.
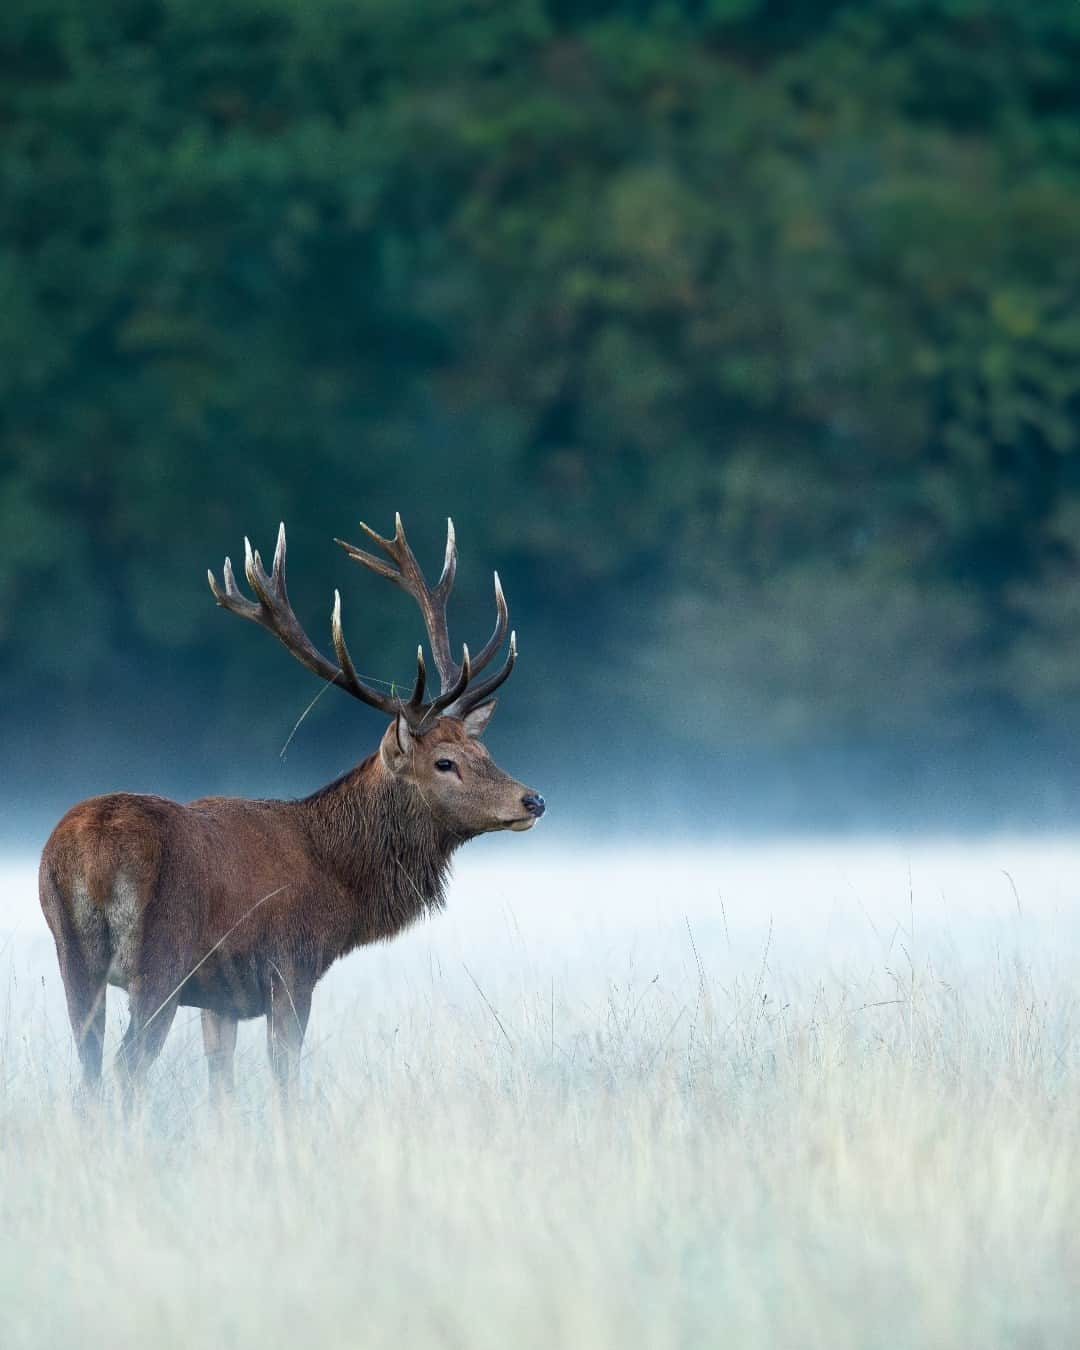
xmin=209 ymin=516 xmax=517 ymax=727
xmin=208 ymin=523 xmax=420 ymax=718
xmin=336 ymin=513 xmax=516 ymax=719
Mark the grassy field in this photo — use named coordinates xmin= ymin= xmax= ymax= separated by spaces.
xmin=3 ymin=840 xmax=1080 ymax=1349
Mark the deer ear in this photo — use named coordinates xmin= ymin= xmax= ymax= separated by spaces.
xmin=380 ymin=712 xmax=413 ymax=769
xmin=462 ymin=700 xmax=497 ymax=738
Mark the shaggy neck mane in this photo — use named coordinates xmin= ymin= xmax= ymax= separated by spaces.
xmin=300 ymin=754 xmax=459 ymax=945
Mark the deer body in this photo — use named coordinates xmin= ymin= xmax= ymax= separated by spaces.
xmin=40 ymin=516 xmax=544 ymax=1105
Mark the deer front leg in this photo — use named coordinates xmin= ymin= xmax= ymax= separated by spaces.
xmin=201 ymin=1009 xmax=239 ymax=1106
xmin=265 ymin=967 xmax=311 ymax=1103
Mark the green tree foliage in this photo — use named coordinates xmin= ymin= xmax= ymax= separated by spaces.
xmin=2 ymin=0 xmax=1079 ymax=804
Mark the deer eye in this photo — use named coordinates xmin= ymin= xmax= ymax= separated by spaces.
xmin=434 ymin=759 xmax=455 ymax=773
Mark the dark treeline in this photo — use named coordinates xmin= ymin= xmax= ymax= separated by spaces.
xmin=3 ymin=0 xmax=1080 ymax=831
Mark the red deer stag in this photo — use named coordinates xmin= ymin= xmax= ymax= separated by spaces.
xmin=39 ymin=515 xmax=544 ymax=1106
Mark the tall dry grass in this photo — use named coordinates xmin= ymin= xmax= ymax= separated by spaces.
xmin=2 ymin=843 xmax=1080 ymax=1348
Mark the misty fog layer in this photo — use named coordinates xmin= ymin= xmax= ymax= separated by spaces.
xmin=8 ymin=835 xmax=1080 ymax=1016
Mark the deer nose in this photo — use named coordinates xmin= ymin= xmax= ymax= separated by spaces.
xmin=522 ymin=793 xmax=546 ymax=818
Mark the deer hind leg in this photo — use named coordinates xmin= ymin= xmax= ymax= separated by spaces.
xmin=40 ymin=872 xmax=109 ymax=1096
xmin=58 ymin=950 xmax=107 ymax=1096
xmin=201 ymin=1010 xmax=238 ymax=1105
xmin=116 ymin=980 xmax=179 ymax=1116
xmin=114 ymin=906 xmax=187 ymax=1115
xmin=68 ymin=980 xmax=107 ymax=1096
xmin=266 ymin=968 xmax=312 ymax=1104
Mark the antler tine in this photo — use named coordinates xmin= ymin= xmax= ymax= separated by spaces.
xmin=330 ymin=590 xmax=365 ymax=695
xmin=338 ymin=529 xmax=400 ymax=583
xmin=446 ymin=631 xmax=517 ymax=719
xmin=424 ymin=644 xmax=472 ymax=720
xmin=208 ymin=556 xmax=260 ymax=621
xmin=408 ymin=646 xmax=427 ymax=709
xmin=352 ymin=512 xmax=423 ymax=578
xmin=434 ymin=517 xmax=457 ymax=599
xmin=244 ymin=535 xmax=273 ymax=604
xmin=467 ymin=570 xmax=509 ymax=678
xmin=271 ymin=520 xmax=287 ymax=594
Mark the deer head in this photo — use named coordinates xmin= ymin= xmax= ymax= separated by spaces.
xmin=378 ymin=710 xmax=543 ymax=835
xmin=208 ymin=514 xmax=545 ymax=835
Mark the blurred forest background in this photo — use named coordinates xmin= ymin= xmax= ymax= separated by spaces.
xmin=3 ymin=0 xmax=1080 ymax=835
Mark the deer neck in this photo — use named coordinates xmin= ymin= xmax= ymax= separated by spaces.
xmin=301 ymin=754 xmax=458 ymax=941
